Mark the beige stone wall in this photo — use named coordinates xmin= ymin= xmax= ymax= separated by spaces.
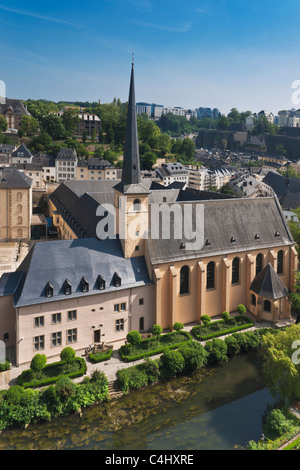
xmin=153 ymin=246 xmax=297 ymax=329
xmin=49 ymin=199 xmax=77 ymax=240
xmin=0 ymin=187 xmax=31 ymax=241
xmin=15 ymin=284 xmax=154 ymax=366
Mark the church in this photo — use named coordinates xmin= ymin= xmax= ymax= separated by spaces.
xmin=0 ymin=63 xmax=298 ymax=367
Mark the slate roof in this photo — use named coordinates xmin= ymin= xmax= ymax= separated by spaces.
xmin=0 ymin=167 xmax=32 ymax=189
xmin=56 ymin=148 xmax=77 ymax=161
xmin=0 ymin=99 xmax=30 ymax=116
xmin=263 ymin=171 xmax=300 ymax=210
xmin=147 ymin=196 xmax=294 ymax=265
xmin=11 ymin=238 xmax=152 ymax=307
xmin=12 ymin=143 xmax=33 ymax=160
xmin=250 ymin=263 xmax=288 ymax=299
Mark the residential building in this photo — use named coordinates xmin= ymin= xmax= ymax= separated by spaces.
xmin=76 ymin=112 xmax=101 ymax=139
xmin=11 ymin=144 xmax=33 ymax=164
xmin=278 ymin=109 xmax=300 ymax=128
xmin=0 ymin=167 xmax=32 ymax=242
xmin=55 ymin=148 xmax=77 ymax=183
xmin=155 ymin=162 xmax=189 ymax=186
xmin=0 ymin=99 xmax=31 ymax=132
xmin=188 ymin=167 xmax=234 ymax=191
xmin=76 ymin=158 xmax=117 ymax=181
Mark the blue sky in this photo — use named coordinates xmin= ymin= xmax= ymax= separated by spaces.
xmin=1 ymin=0 xmax=300 ymax=115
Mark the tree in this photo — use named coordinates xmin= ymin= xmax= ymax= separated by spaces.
xmin=217 ymin=115 xmax=230 ymax=130
xmin=0 ymin=115 xmax=7 ymax=132
xmin=152 ymin=324 xmax=163 ymax=346
xmin=160 ymin=349 xmax=185 ymax=378
xmin=178 ymin=342 xmax=208 ymax=371
xmin=205 ymin=339 xmax=228 ymax=365
xmin=237 ymin=304 xmax=247 ymax=315
xmin=261 ymin=325 xmax=300 ymax=403
xmin=61 ymin=108 xmax=79 ymax=135
xmin=126 ymin=330 xmax=141 ymax=352
xmin=180 ymin=138 xmax=195 ymax=161
xmin=19 ymin=115 xmax=39 ymax=136
xmin=200 ymin=315 xmax=211 ymax=327
xmin=288 ymin=208 xmax=300 ymax=254
xmin=30 ymin=354 xmax=47 ymax=378
xmin=60 ymin=347 xmax=76 ymax=370
xmin=82 ymin=129 xmax=88 ymax=143
xmin=41 ymin=114 xmax=66 ymax=140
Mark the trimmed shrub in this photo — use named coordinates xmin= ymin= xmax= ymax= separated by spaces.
xmin=127 ymin=330 xmax=142 ymax=350
xmin=173 ymin=322 xmax=184 ymax=332
xmin=60 ymin=347 xmax=76 ymax=364
xmin=152 ymin=324 xmax=163 ymax=339
xmin=89 ymin=347 xmax=113 ymax=364
xmin=160 ymin=349 xmax=185 ymax=379
xmin=200 ymin=315 xmax=211 ymax=326
xmin=30 ymin=354 xmax=47 ymax=378
xmin=0 ymin=360 xmax=10 ymax=372
xmin=237 ymin=304 xmax=247 ymax=315
xmin=222 ymin=311 xmax=231 ymax=321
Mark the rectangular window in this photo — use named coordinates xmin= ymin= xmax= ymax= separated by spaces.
xmin=114 ymin=304 xmax=120 ymax=313
xmin=68 ymin=310 xmax=77 ymax=321
xmin=52 ymin=332 xmax=62 ymax=347
xmin=34 ymin=335 xmax=45 ymax=351
xmin=52 ymin=313 xmax=61 ymax=324
xmin=120 ymin=302 xmax=126 ymax=311
xmin=34 ymin=316 xmax=44 ymax=328
xmin=67 ymin=328 xmax=77 ymax=344
xmin=116 ymin=319 xmax=124 ymax=332
xmin=139 ymin=298 xmax=144 ymax=306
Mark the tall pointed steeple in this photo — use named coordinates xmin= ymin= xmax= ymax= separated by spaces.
xmin=114 ymin=59 xmax=149 ymax=194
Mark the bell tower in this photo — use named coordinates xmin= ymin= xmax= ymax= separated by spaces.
xmin=114 ymin=58 xmax=149 ymax=258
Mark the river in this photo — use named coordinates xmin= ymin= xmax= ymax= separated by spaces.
xmin=0 ymin=350 xmax=274 ymax=450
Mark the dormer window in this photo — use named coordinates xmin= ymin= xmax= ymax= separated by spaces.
xmin=97 ymin=275 xmax=106 ymax=290
xmin=45 ymin=282 xmax=54 ymax=298
xmin=81 ymin=277 xmax=89 ymax=293
xmin=63 ymin=279 xmax=72 ymax=295
xmin=113 ymin=272 xmax=121 ymax=287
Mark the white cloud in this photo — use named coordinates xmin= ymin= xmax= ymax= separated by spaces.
xmin=0 ymin=4 xmax=82 ymax=27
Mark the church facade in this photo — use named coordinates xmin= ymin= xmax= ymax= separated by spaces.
xmin=0 ymin=64 xmax=298 ymax=367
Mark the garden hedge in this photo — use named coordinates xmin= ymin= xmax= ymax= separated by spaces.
xmin=191 ymin=315 xmax=254 ymax=341
xmin=17 ymin=357 xmax=87 ymax=389
xmin=119 ymin=331 xmax=193 ymax=362
xmin=89 ymin=348 xmax=113 ymax=363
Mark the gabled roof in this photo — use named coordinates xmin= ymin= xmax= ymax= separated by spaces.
xmin=147 ymin=196 xmax=294 ymax=265
xmin=0 ymin=99 xmax=30 ymax=116
xmin=250 ymin=263 xmax=288 ymax=300
xmin=12 ymin=143 xmax=33 ymax=160
xmin=56 ymin=148 xmax=77 ymax=161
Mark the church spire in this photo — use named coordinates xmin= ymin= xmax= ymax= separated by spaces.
xmin=122 ymin=58 xmax=141 ymax=185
